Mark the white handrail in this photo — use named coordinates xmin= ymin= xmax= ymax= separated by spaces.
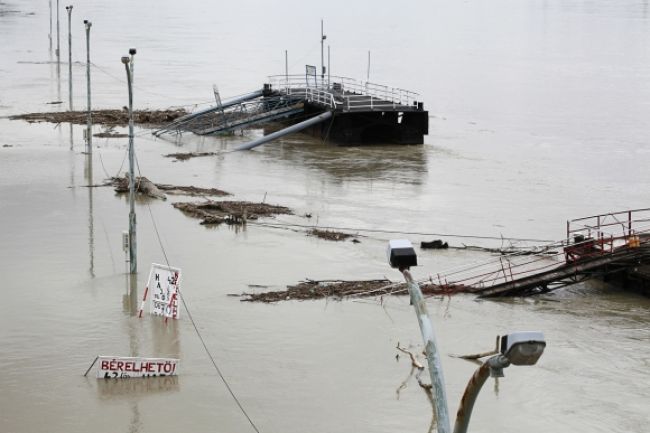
xmin=268 ymin=74 xmax=420 ymax=110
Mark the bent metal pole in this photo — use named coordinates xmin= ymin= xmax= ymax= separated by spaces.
xmin=122 ymin=55 xmax=136 ymax=274
xmin=401 ymin=269 xmax=451 ymax=433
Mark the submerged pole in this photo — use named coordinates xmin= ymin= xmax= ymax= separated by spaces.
xmin=65 ymin=5 xmax=73 ymax=111
xmin=122 ymin=54 xmax=137 ymax=274
xmin=84 ymin=20 xmax=92 ymax=153
xmin=401 ymin=269 xmax=451 ymax=433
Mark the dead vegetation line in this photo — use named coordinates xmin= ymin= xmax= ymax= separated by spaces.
xmin=9 ymin=108 xmax=188 ymax=126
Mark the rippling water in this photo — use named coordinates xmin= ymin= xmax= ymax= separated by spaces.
xmin=1 ymin=1 xmax=649 ymax=432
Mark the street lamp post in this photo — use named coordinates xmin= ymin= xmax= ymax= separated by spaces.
xmin=84 ymin=20 xmax=92 ymax=154
xmin=387 ymin=240 xmax=547 ymax=433
xmin=122 ymin=54 xmax=136 ymax=274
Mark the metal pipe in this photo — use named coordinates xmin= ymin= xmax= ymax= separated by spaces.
xmin=235 ymin=111 xmax=332 ymax=151
xmin=66 ymin=5 xmax=73 ymax=111
xmin=84 ymin=20 xmax=92 ymax=153
xmin=122 ymin=55 xmax=137 ymax=274
xmin=453 ymin=355 xmax=510 ymax=433
xmin=401 ymin=269 xmax=451 ymax=433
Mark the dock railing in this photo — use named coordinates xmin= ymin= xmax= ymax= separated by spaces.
xmin=268 ymin=74 xmax=420 ymax=111
xmin=411 ymin=209 xmax=650 ymax=294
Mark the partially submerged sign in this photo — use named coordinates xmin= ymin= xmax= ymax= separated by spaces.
xmin=139 ymin=263 xmax=181 ymax=319
xmin=97 ymin=356 xmax=179 ymax=379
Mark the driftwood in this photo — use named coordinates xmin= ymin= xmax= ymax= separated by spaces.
xmin=308 ymin=229 xmax=355 ymax=241
xmin=173 ymin=200 xmax=291 ymax=226
xmin=164 ymin=152 xmax=218 ymax=161
xmin=112 ymin=175 xmax=166 ymax=200
xmin=111 ymin=176 xmax=231 ymax=200
xmin=155 ymin=184 xmax=230 ymax=197
xmin=396 ymin=343 xmax=424 ymax=369
xmin=9 ymin=108 xmax=188 ymax=127
xmin=238 ymin=279 xmax=475 ymax=302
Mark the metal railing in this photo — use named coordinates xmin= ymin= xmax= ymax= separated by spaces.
xmin=268 ymin=74 xmax=420 ymax=111
xmin=419 ymin=209 xmax=650 ymax=292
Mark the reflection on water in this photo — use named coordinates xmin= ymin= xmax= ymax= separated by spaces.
xmin=96 ymin=376 xmax=180 ymax=400
xmin=250 ymin=132 xmax=429 ymax=185
xmin=85 ymin=152 xmax=95 ymax=277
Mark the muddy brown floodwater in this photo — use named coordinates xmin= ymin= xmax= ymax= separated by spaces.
xmin=1 ymin=1 xmax=650 ymax=433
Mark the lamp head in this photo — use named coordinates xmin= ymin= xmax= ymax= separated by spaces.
xmin=121 ymin=56 xmax=130 ymax=65
xmin=129 ymin=48 xmax=137 ymax=55
xmin=387 ymin=239 xmax=417 ymax=270
xmin=500 ymin=331 xmax=546 ymax=366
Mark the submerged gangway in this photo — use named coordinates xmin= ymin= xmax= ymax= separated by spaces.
xmin=429 ymin=209 xmax=650 ymax=297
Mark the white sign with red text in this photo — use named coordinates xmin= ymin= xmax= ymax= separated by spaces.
xmin=97 ymin=356 xmax=179 ymax=379
xmin=141 ymin=263 xmax=181 ymax=319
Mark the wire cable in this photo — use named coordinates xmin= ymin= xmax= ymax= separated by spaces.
xmin=247 ymin=221 xmax=554 ymax=243
xmin=133 ymin=153 xmax=262 ymax=433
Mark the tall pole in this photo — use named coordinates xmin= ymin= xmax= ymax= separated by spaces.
xmin=122 ymin=55 xmax=137 ymax=274
xmin=320 ymin=19 xmax=326 ymax=86
xmin=49 ymin=0 xmax=52 ymax=52
xmin=84 ymin=20 xmax=92 ymax=154
xmin=56 ymin=0 xmax=60 ymax=65
xmin=66 ymin=5 xmax=73 ymax=111
xmin=284 ymin=49 xmax=288 ymax=87
xmin=401 ymin=269 xmax=451 ymax=433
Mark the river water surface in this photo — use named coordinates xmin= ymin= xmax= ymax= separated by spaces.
xmin=1 ymin=1 xmax=649 ymax=432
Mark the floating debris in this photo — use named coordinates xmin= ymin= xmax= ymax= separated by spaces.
xmin=111 ymin=175 xmax=230 ymax=200
xmin=164 ymin=151 xmax=218 ymax=161
xmin=156 ymin=184 xmax=230 ymax=197
xmin=421 ymin=240 xmax=449 ymax=249
xmin=10 ymin=108 xmax=188 ymax=127
xmin=94 ymin=126 xmax=128 ymax=138
xmin=112 ymin=175 xmax=166 ymax=200
xmin=173 ymin=200 xmax=292 ymax=226
xmin=308 ymin=229 xmax=355 ymax=241
xmin=238 ymin=279 xmax=473 ymax=302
